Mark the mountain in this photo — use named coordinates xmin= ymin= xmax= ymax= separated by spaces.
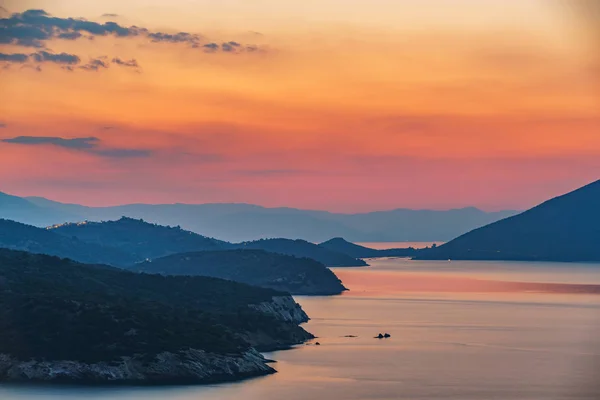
xmin=416 ymin=180 xmax=600 ymax=262
xmin=0 ymin=249 xmax=311 ymax=384
xmin=49 ymin=217 xmax=229 ymax=260
xmin=235 ymin=238 xmax=368 ymax=267
xmin=130 ymin=249 xmax=347 ymax=295
xmin=319 ymin=237 xmax=419 ymax=258
xmin=1 ymin=191 xmax=518 ymax=242
xmin=0 ymin=192 xmax=77 ymax=227
xmin=0 ymin=219 xmax=136 ymax=266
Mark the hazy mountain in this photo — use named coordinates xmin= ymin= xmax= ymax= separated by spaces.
xmin=130 ymin=249 xmax=347 ymax=295
xmin=319 ymin=237 xmax=419 ymax=258
xmin=0 ymin=191 xmax=518 ymax=242
xmin=49 ymin=217 xmax=229 ymax=260
xmin=235 ymin=238 xmax=368 ymax=267
xmin=416 ymin=180 xmax=600 ymax=262
xmin=0 ymin=192 xmax=78 ymax=227
xmin=0 ymin=219 xmax=136 ymax=266
xmin=0 ymin=248 xmax=311 ymax=384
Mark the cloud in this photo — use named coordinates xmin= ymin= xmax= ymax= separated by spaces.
xmin=101 ymin=13 xmax=119 ymax=18
xmin=1 ymin=9 xmax=262 ymax=54
xmin=147 ymin=31 xmax=201 ymax=47
xmin=0 ymin=52 xmax=28 ymax=63
xmin=1 ymin=136 xmax=151 ymax=158
xmin=80 ymin=57 xmax=109 ymax=71
xmin=57 ymin=31 xmax=82 ymax=40
xmin=0 ymin=122 xmax=7 ymax=128
xmin=0 ymin=9 xmax=140 ymax=48
xmin=112 ymin=57 xmax=139 ymax=68
xmin=2 ymin=136 xmax=99 ymax=149
xmin=31 ymin=50 xmax=80 ymax=64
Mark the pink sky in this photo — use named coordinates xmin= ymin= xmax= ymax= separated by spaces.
xmin=0 ymin=1 xmax=598 ymax=212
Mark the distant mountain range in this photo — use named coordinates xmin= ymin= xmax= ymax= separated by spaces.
xmin=417 ymin=180 xmax=600 ymax=262
xmin=0 ymin=191 xmax=517 ymax=242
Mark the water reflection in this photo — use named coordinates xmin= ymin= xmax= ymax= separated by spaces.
xmin=2 ymin=258 xmax=599 ymax=400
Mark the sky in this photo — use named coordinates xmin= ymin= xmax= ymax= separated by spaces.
xmin=0 ymin=0 xmax=598 ymax=212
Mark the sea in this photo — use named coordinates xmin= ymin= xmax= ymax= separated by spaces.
xmin=2 ymin=244 xmax=599 ymax=400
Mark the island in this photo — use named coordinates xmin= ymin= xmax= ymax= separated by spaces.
xmin=0 ymin=249 xmax=312 ymax=385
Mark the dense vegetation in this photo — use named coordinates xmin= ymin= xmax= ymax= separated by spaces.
xmin=130 ymin=249 xmax=347 ymax=295
xmin=50 ymin=217 xmax=229 ymax=260
xmin=0 ymin=219 xmax=136 ymax=266
xmin=416 ymin=180 xmax=600 ymax=261
xmin=236 ymin=238 xmax=367 ymax=267
xmin=319 ymin=237 xmax=419 ymax=258
xmin=0 ymin=249 xmax=311 ymax=363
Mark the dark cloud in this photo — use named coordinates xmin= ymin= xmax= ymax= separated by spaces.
xmin=147 ymin=31 xmax=201 ymax=47
xmin=112 ymin=57 xmax=139 ymax=68
xmin=222 ymin=41 xmax=241 ymax=52
xmin=0 ymin=8 xmax=263 ymax=72
xmin=101 ymin=13 xmax=119 ymax=18
xmin=0 ymin=9 xmax=141 ymax=48
xmin=0 ymin=52 xmax=28 ymax=63
xmin=203 ymin=42 xmax=219 ymax=52
xmin=31 ymin=50 xmax=80 ymax=64
xmin=1 ymin=136 xmax=152 ymax=158
xmin=57 ymin=31 xmax=82 ymax=40
xmin=2 ymin=136 xmax=99 ymax=149
xmin=80 ymin=57 xmax=109 ymax=71
xmin=0 ymin=122 xmax=7 ymax=128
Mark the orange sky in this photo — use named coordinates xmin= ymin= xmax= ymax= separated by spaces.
xmin=0 ymin=1 xmax=598 ymax=211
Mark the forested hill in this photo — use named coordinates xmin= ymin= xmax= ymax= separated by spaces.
xmin=0 ymin=249 xmax=312 ymax=384
xmin=235 ymin=238 xmax=367 ymax=267
xmin=0 ymin=219 xmax=137 ymax=266
xmin=416 ymin=180 xmax=600 ymax=262
xmin=49 ymin=217 xmax=229 ymax=260
xmin=130 ymin=249 xmax=347 ymax=295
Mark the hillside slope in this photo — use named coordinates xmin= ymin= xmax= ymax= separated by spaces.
xmin=416 ymin=180 xmax=600 ymax=261
xmin=319 ymin=237 xmax=418 ymax=258
xmin=235 ymin=238 xmax=368 ymax=267
xmin=49 ymin=217 xmax=229 ymax=260
xmin=0 ymin=249 xmax=311 ymax=384
xmin=0 ymin=219 xmax=136 ymax=266
xmin=131 ymin=249 xmax=347 ymax=295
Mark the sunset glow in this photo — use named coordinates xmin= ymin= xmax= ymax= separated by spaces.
xmin=1 ymin=0 xmax=598 ymax=211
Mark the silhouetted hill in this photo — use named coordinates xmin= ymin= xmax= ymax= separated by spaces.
xmin=319 ymin=237 xmax=418 ymax=258
xmin=0 ymin=249 xmax=311 ymax=384
xmin=235 ymin=238 xmax=368 ymax=267
xmin=416 ymin=180 xmax=600 ymax=261
xmin=0 ymin=192 xmax=77 ymax=227
xmin=49 ymin=217 xmax=229 ymax=260
xmin=0 ymin=219 xmax=136 ymax=265
xmin=1 ymin=192 xmax=519 ymax=242
xmin=130 ymin=249 xmax=347 ymax=295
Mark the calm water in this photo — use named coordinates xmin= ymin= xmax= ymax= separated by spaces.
xmin=2 ymin=257 xmax=599 ymax=400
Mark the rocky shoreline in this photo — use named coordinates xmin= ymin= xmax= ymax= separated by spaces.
xmin=0 ymin=294 xmax=312 ymax=385
xmin=0 ymin=348 xmax=275 ymax=385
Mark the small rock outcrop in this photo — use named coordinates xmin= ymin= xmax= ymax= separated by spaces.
xmin=375 ymin=333 xmax=391 ymax=339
